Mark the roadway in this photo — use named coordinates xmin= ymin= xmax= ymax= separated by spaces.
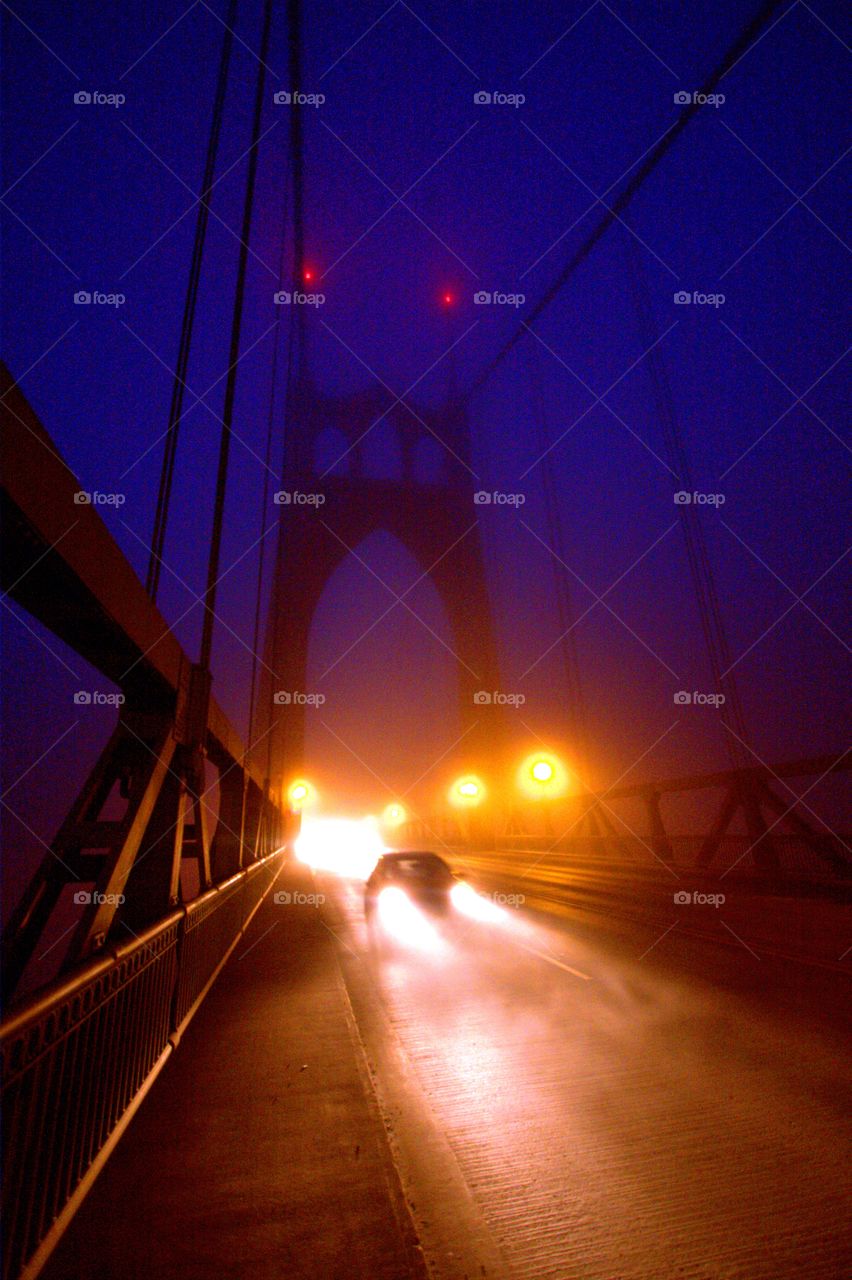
xmin=323 ymin=849 xmax=852 ymax=1279
xmin=41 ymin=848 xmax=852 ymax=1280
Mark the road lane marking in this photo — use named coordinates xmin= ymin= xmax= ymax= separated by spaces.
xmin=515 ymin=941 xmax=592 ymax=980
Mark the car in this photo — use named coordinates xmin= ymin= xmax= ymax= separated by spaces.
xmin=365 ymin=851 xmax=505 ymax=947
xmin=365 ymin=850 xmax=458 ymax=922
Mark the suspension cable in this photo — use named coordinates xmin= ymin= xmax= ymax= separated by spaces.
xmin=146 ymin=0 xmax=238 ymax=602
xmin=466 ymin=0 xmax=786 ymax=398
xmin=246 ymin=161 xmax=292 ymax=755
xmin=264 ymin=0 xmax=307 ymax=783
xmin=527 ymin=341 xmax=590 ymax=775
xmin=627 ymin=242 xmax=751 ymax=771
xmin=199 ymin=0 xmax=275 ymax=673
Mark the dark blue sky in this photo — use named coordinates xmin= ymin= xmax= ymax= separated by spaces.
xmin=2 ymin=0 xmax=850 ymax=843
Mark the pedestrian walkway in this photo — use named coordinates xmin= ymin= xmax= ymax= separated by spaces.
xmin=41 ymin=861 xmax=426 ymax=1280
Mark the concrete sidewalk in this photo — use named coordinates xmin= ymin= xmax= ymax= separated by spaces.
xmin=42 ymin=861 xmax=426 ymax=1280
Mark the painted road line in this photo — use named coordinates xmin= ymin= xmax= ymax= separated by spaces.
xmin=515 ymin=941 xmax=592 ymax=980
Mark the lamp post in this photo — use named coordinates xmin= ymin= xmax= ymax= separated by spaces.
xmin=448 ymin=774 xmax=485 ymax=846
xmin=516 ymin=752 xmax=568 ymax=838
xmin=381 ymin=802 xmax=407 ymax=834
xmin=287 ymin=778 xmax=314 ymax=812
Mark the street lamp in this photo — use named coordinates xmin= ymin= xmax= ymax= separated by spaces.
xmin=447 ymin=774 xmax=486 ymax=846
xmin=287 ymin=778 xmax=315 ymax=812
xmin=448 ymin=774 xmax=485 ymax=807
xmin=382 ymin=802 xmax=407 ymax=828
xmin=516 ymin=751 xmax=568 ymax=836
xmin=516 ymin=751 xmax=568 ymax=800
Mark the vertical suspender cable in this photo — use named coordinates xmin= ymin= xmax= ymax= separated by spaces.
xmin=265 ymin=0 xmax=306 ymax=783
xmin=199 ymin=0 xmax=275 ymax=674
xmin=246 ymin=162 xmax=292 ymax=754
xmin=147 ymin=0 xmax=237 ymax=602
xmin=285 ymin=0 xmax=306 ymax=312
xmin=242 ymin=164 xmax=291 ymax=858
xmin=628 ymin=243 xmax=752 ymax=771
xmin=528 ymin=341 xmax=590 ymax=776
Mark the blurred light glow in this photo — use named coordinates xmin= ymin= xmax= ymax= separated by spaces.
xmin=382 ymin=802 xmax=407 ymax=828
xmin=288 ymin=778 xmax=315 ymax=811
xmin=295 ymin=816 xmax=384 ymax=879
xmin=450 ymin=880 xmax=504 ymax=923
xmin=449 ymin=774 xmax=486 ymax=807
xmin=377 ymin=886 xmax=440 ymax=948
xmin=517 ymin=751 xmax=568 ymax=799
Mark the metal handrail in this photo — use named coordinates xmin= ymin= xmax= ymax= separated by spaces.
xmin=1 ymin=849 xmax=285 ymax=1280
xmin=402 ymin=752 xmax=851 ymax=878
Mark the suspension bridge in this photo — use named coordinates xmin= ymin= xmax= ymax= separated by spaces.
xmin=2 ymin=0 xmax=850 ymax=1277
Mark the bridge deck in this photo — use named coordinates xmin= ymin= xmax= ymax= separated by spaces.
xmin=39 ymin=853 xmax=852 ymax=1280
xmin=40 ymin=863 xmax=425 ymax=1280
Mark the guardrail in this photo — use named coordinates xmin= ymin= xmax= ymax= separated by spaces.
xmin=401 ymin=753 xmax=851 ymax=882
xmin=1 ymin=848 xmax=285 ymax=1280
xmin=492 ymin=834 xmax=849 ymax=881
xmin=1 ymin=371 xmax=294 ymax=1002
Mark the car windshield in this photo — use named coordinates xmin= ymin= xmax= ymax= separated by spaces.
xmin=386 ymin=854 xmax=453 ymax=884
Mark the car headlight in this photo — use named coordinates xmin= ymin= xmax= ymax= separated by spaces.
xmin=376 ymin=886 xmax=440 ymax=948
xmin=450 ymin=880 xmax=503 ymax=922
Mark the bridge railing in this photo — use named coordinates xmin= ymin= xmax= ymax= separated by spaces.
xmin=487 ymin=833 xmax=849 ymax=880
xmin=401 ymin=753 xmax=851 ymax=884
xmin=0 ymin=847 xmax=285 ymax=1280
xmin=174 ymin=855 xmax=281 ymax=1031
xmin=0 ymin=367 xmax=294 ymax=999
xmin=1 ymin=356 xmax=295 ymax=1280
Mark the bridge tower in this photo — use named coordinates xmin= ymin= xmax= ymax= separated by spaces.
xmin=257 ymin=380 xmax=504 ymax=790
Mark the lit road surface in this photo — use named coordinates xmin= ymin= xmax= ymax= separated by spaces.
xmin=318 ymin=863 xmax=852 ymax=1280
